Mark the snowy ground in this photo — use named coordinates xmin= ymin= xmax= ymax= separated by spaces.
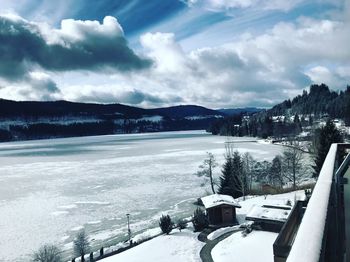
xmin=211 ymin=191 xmax=305 ymax=262
xmin=100 ymin=191 xmax=305 ymax=262
xmin=0 ymin=131 xmax=285 ymax=261
xmin=102 ymin=229 xmax=204 ymax=262
xmin=212 ymin=231 xmax=278 ymax=262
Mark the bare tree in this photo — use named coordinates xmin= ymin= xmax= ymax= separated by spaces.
xmin=73 ymin=230 xmax=90 ymax=261
xmin=196 ymin=152 xmax=218 ymax=194
xmin=242 ymin=152 xmax=255 ymax=192
xmin=32 ymin=244 xmax=62 ymax=262
xmin=282 ymin=142 xmax=304 ymax=190
xmin=269 ymin=155 xmax=284 ymax=189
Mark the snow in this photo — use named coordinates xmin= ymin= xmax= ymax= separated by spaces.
xmin=235 ymin=191 xmax=305 ymax=224
xmin=0 ymin=131 xmax=286 ymax=261
xmin=212 ymin=230 xmax=278 ymax=262
xmin=201 ymin=194 xmax=241 ymax=209
xmin=207 ymin=225 xmax=242 ymax=240
xmin=137 ymin=115 xmax=163 ymax=122
xmin=246 ymin=205 xmax=291 ymax=222
xmin=101 ymin=229 xmax=204 ymax=262
xmin=287 ymin=144 xmax=337 ymax=262
xmin=184 ymin=115 xmax=223 ymax=120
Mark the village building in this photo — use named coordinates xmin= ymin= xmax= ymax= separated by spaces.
xmin=201 ymin=194 xmax=241 ymax=227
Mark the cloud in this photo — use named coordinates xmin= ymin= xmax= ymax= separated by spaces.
xmin=184 ymin=0 xmax=305 ymax=12
xmin=130 ymin=14 xmax=350 ymax=108
xmin=0 ymin=71 xmax=61 ymax=101
xmin=60 ymin=82 xmax=183 ymax=106
xmin=305 ymin=66 xmax=350 ymax=89
xmin=0 ymin=14 xmax=151 ymax=81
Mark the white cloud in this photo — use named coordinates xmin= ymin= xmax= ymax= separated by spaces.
xmin=1 ymin=10 xmax=349 ymax=108
xmin=48 ymin=15 xmax=350 ymax=108
xmin=57 ymin=16 xmax=124 ymax=43
xmin=190 ymin=0 xmax=305 ymax=12
xmin=306 ymin=66 xmax=350 ymax=89
xmin=140 ymin=32 xmax=187 ymax=73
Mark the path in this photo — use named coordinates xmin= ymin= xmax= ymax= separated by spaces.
xmin=198 ymin=228 xmax=243 ymax=262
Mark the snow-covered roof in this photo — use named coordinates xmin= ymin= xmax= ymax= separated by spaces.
xmin=246 ymin=204 xmax=291 ymax=222
xmin=201 ymin=194 xmax=241 ymax=209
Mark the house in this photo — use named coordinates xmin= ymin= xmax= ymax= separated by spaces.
xmin=201 ymin=194 xmax=241 ymax=227
xmin=245 ymin=204 xmax=292 ymax=232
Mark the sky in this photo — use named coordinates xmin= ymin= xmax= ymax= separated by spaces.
xmin=0 ymin=0 xmax=349 ymax=109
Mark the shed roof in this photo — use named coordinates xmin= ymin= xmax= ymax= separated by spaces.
xmin=246 ymin=204 xmax=291 ymax=222
xmin=201 ymin=194 xmax=241 ymax=209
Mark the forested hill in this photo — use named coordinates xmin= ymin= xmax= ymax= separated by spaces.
xmin=209 ymin=84 xmax=350 ymax=138
xmin=262 ymin=84 xmax=350 ymax=120
xmin=0 ymin=99 xmax=225 ymax=142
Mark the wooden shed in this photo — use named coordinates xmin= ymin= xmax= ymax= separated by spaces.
xmin=201 ymin=194 xmax=241 ymax=226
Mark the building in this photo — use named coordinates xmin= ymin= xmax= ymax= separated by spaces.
xmin=245 ymin=204 xmax=292 ymax=232
xmin=201 ymin=194 xmax=241 ymax=226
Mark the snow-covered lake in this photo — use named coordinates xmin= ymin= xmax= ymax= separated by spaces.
xmin=0 ymin=131 xmax=284 ymax=261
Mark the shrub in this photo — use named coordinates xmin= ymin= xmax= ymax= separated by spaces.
xmin=32 ymin=244 xmax=62 ymax=262
xmin=192 ymin=208 xmax=208 ymax=232
xmin=159 ymin=214 xmax=173 ymax=234
xmin=177 ymin=219 xmax=187 ymax=232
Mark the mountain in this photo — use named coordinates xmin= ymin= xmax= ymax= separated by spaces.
xmin=0 ymin=99 xmax=225 ymax=142
xmin=218 ymin=107 xmax=263 ymax=116
xmin=0 ymin=99 xmax=151 ymax=118
xmin=151 ymin=105 xmax=225 ymax=118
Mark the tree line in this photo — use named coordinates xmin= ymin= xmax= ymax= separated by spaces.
xmin=202 ymin=119 xmax=344 ymax=198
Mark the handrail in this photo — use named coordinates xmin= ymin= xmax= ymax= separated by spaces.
xmin=287 ymin=144 xmax=338 ymax=262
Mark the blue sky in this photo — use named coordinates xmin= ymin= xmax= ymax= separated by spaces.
xmin=0 ymin=0 xmax=349 ymax=108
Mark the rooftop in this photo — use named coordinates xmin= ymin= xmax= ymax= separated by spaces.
xmin=246 ymin=204 xmax=291 ymax=223
xmin=201 ymin=194 xmax=241 ymax=209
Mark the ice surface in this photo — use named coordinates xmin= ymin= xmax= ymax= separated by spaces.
xmin=0 ymin=131 xmax=284 ymax=261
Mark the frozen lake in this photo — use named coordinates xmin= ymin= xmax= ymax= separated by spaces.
xmin=0 ymin=131 xmax=284 ymax=261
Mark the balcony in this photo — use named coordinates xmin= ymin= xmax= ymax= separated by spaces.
xmin=273 ymin=143 xmax=350 ymax=262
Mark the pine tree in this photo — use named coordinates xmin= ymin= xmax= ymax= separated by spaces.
xmin=218 ymin=155 xmax=235 ymax=196
xmin=313 ymin=120 xmax=343 ymax=177
xmin=218 ymin=151 xmax=244 ymax=198
xmin=159 ymin=215 xmax=173 ymax=235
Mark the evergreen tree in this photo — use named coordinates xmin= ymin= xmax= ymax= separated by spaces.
xmin=218 ymin=155 xmax=235 ymax=196
xmin=159 ymin=215 xmax=173 ymax=235
xmin=218 ymin=151 xmax=244 ymax=198
xmin=313 ymin=120 xmax=343 ymax=177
